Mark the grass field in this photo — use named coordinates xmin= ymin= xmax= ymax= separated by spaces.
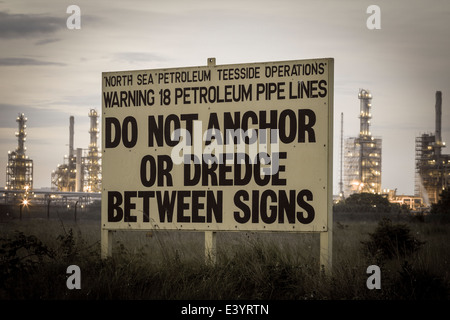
xmin=0 ymin=212 xmax=449 ymax=300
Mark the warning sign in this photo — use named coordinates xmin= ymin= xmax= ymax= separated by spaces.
xmin=101 ymin=58 xmax=333 ymax=232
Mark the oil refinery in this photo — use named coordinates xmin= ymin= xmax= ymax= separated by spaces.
xmin=339 ymin=88 xmax=448 ymax=211
xmin=2 ymin=110 xmax=101 ymax=220
xmin=2 ymin=91 xmax=448 ymax=217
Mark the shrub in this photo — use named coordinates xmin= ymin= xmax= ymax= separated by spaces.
xmin=0 ymin=231 xmax=55 ymax=298
xmin=0 ymin=231 xmax=55 ymax=279
xmin=362 ymin=219 xmax=425 ymax=260
xmin=431 ymin=188 xmax=450 ymax=215
xmin=334 ymin=193 xmax=394 ymax=213
xmin=393 ymin=261 xmax=449 ymax=300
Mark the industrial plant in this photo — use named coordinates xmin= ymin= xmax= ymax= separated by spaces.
xmin=1 ymin=109 xmax=101 ymax=220
xmin=51 ymin=109 xmax=102 ymax=193
xmin=415 ymin=91 xmax=450 ymax=205
xmin=2 ymin=92 xmax=447 ymax=218
xmin=342 ymin=89 xmax=382 ymax=197
xmin=338 ymin=88 xmax=448 ymax=210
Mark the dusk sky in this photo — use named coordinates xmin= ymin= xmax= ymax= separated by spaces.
xmin=1 ymin=0 xmax=449 ymax=196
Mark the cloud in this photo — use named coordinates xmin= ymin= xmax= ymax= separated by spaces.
xmin=114 ymin=52 xmax=167 ymax=63
xmin=0 ymin=57 xmax=66 ymax=66
xmin=34 ymin=38 xmax=61 ymax=46
xmin=0 ymin=104 xmax=71 ymax=128
xmin=0 ymin=11 xmax=65 ymax=38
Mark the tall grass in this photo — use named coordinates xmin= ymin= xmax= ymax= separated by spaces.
xmin=0 ymin=216 xmax=449 ymax=300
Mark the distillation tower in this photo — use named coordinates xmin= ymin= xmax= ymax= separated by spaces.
xmin=84 ymin=109 xmax=101 ymax=192
xmin=343 ymin=89 xmax=382 ymax=196
xmin=51 ymin=109 xmax=101 ymax=192
xmin=5 ymin=113 xmax=34 ymax=191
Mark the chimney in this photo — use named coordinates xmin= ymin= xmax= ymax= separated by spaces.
xmin=69 ymin=116 xmax=74 ymax=158
xmin=435 ymin=91 xmax=442 ymax=157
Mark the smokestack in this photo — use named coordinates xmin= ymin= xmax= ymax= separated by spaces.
xmin=435 ymin=91 xmax=442 ymax=157
xmin=69 ymin=116 xmax=74 ymax=158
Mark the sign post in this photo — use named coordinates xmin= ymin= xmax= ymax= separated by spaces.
xmin=101 ymin=57 xmax=333 ymax=272
xmin=101 ymin=228 xmax=112 ymax=259
xmin=205 ymin=231 xmax=217 ymax=265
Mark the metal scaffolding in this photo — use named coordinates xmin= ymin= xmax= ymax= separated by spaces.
xmin=5 ymin=113 xmax=33 ymax=191
xmin=415 ymin=91 xmax=450 ymax=205
xmin=343 ymin=89 xmax=382 ymax=196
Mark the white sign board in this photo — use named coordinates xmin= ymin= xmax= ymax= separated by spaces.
xmin=101 ymin=58 xmax=333 ymax=233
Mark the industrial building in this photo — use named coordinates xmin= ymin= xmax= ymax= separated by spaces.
xmin=5 ymin=113 xmax=33 ymax=191
xmin=415 ymin=91 xmax=450 ymax=205
xmin=343 ymin=89 xmax=382 ymax=197
xmin=51 ymin=109 xmax=102 ymax=193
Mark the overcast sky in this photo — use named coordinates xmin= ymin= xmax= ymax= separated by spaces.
xmin=1 ymin=0 xmax=449 ymax=196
